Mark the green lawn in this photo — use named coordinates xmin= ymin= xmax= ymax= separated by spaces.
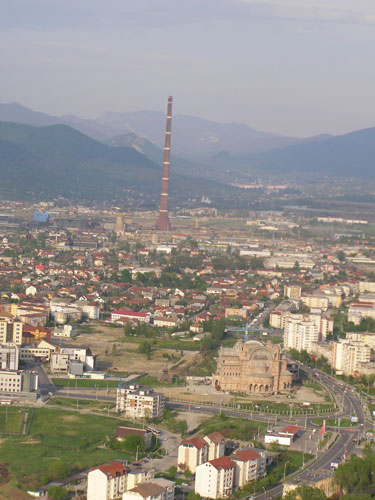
xmin=312 ymin=418 xmax=355 ymax=427
xmin=48 ymin=397 xmax=115 ymax=411
xmin=0 ymin=407 xmax=136 ymax=489
xmin=0 ymin=407 xmax=24 ymax=435
xmin=52 ymin=378 xmax=120 ymax=388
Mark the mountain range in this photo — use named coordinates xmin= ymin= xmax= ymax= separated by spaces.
xmin=0 ymin=121 xmax=246 ymax=205
xmin=0 ymin=102 xmax=375 ymax=205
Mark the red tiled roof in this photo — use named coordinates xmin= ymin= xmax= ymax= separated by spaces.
xmin=231 ymin=449 xmax=260 ymax=461
xmin=208 ymin=456 xmax=235 ymax=470
xmin=205 ymin=431 xmax=225 ymax=444
xmin=112 ymin=309 xmax=148 ymax=318
xmin=281 ymin=425 xmax=301 ymax=435
xmin=181 ymin=436 xmax=207 ymax=450
xmin=96 ymin=461 xmax=128 ymax=478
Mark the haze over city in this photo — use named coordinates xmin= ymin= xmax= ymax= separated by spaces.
xmin=2 ymin=0 xmax=375 ymax=136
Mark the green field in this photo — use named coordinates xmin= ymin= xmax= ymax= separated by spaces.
xmin=0 ymin=408 xmax=136 ymax=489
xmin=0 ymin=407 xmax=24 ymax=435
xmin=199 ymin=413 xmax=267 ymax=440
xmin=52 ymin=378 xmax=120 ymax=388
xmin=48 ymin=397 xmax=116 ymax=411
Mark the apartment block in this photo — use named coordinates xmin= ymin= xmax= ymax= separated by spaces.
xmin=283 ymin=317 xmax=319 ymax=352
xmin=116 ymin=386 xmax=164 ymax=419
xmin=0 ymin=370 xmax=38 ymax=394
xmin=333 ymin=340 xmax=370 ymax=376
xmin=87 ymin=462 xmax=154 ymax=500
xmin=0 ymin=313 xmax=23 ymax=345
xmin=195 ymin=456 xmax=235 ymax=499
xmin=0 ymin=344 xmax=19 ymax=370
xmin=231 ymin=449 xmax=267 ymax=487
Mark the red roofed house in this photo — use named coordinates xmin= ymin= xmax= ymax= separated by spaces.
xmin=195 ymin=456 xmax=235 ymax=499
xmin=111 ymin=309 xmax=150 ymax=324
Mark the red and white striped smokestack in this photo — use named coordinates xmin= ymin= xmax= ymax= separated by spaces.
xmin=155 ymin=96 xmax=173 ymax=231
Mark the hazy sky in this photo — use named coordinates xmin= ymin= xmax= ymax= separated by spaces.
xmin=1 ymin=0 xmax=375 ymax=137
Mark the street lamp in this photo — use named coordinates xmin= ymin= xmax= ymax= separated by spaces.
xmin=284 ymin=460 xmax=290 ymax=480
xmin=262 ymin=486 xmax=267 ymax=500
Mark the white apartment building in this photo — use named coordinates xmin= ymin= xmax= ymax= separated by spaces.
xmin=333 ymin=340 xmax=370 ymax=376
xmin=204 ymin=431 xmax=226 ymax=461
xmin=87 ymin=462 xmax=154 ymax=500
xmin=195 ymin=456 xmax=235 ymax=499
xmin=177 ymin=436 xmax=208 ymax=473
xmin=283 ymin=285 xmax=302 ymax=299
xmin=348 ymin=302 xmax=375 ymax=325
xmin=0 ymin=313 xmax=23 ymax=345
xmin=116 ymin=386 xmax=164 ymax=419
xmin=231 ymin=449 xmax=267 ymax=487
xmin=284 ymin=317 xmax=319 ymax=352
xmin=0 ymin=370 xmax=38 ymax=393
xmin=301 ymin=294 xmax=330 ymax=311
xmin=346 ymin=332 xmax=375 ymax=350
xmin=276 ymin=312 xmax=332 ymax=339
xmin=50 ymin=347 xmax=95 ymax=373
xmin=177 ymin=432 xmax=226 ymax=473
xmin=0 ymin=344 xmax=19 ymax=370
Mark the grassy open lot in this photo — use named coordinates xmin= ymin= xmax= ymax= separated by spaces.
xmin=230 ymin=398 xmax=334 ymax=415
xmin=52 ymin=378 xmax=120 ymax=388
xmin=312 ymin=417 xmax=356 ymax=427
xmin=0 ymin=407 xmax=24 ymax=435
xmin=136 ymin=375 xmax=184 ymax=388
xmin=198 ymin=413 xmax=267 ymax=440
xmin=0 ymin=407 xmax=135 ymax=490
xmin=47 ymin=397 xmax=115 ymax=411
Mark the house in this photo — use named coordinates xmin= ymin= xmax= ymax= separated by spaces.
xmin=111 ymin=309 xmax=151 ymax=324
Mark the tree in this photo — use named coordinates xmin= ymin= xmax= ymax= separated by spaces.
xmin=167 ymin=466 xmax=177 ymax=478
xmin=337 ymin=250 xmax=346 ymax=262
xmin=187 ymin=492 xmax=201 ymax=500
xmin=122 ymin=434 xmax=145 ymax=452
xmin=184 ymin=467 xmax=193 ymax=479
xmin=138 ymin=341 xmax=152 ymax=356
xmin=48 ymin=486 xmax=69 ymax=500
xmin=177 ymin=419 xmax=188 ymax=437
xmin=48 ymin=461 xmax=71 ymax=480
xmin=283 ymin=486 xmax=326 ymax=500
xmin=121 ymin=269 xmax=133 ymax=283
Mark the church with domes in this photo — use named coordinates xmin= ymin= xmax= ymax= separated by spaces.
xmin=212 ymin=339 xmax=293 ymax=395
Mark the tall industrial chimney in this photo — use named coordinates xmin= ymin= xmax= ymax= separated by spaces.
xmin=155 ymin=96 xmax=173 ymax=231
